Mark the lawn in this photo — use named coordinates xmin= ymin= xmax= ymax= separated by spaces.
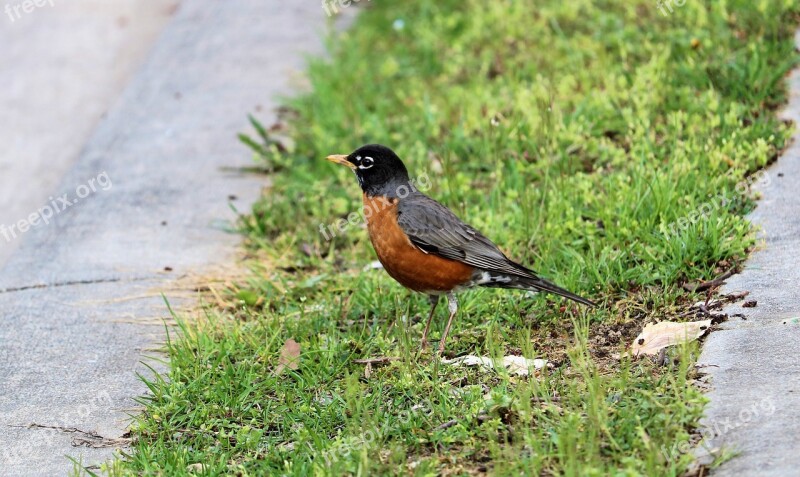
xmin=109 ymin=0 xmax=798 ymax=475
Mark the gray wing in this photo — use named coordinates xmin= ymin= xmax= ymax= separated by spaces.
xmin=395 ymin=193 xmax=534 ymax=278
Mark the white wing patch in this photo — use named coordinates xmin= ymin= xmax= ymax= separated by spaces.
xmin=472 ymin=271 xmax=513 ymax=286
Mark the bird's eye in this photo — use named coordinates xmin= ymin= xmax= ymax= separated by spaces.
xmin=359 ymin=157 xmax=374 ymax=169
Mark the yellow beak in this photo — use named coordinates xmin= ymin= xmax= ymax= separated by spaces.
xmin=326 ymin=154 xmax=355 ymax=170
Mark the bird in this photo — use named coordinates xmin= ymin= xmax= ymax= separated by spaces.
xmin=326 ymin=144 xmax=596 ymax=353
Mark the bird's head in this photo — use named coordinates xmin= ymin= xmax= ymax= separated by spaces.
xmin=326 ymin=144 xmax=411 ymax=196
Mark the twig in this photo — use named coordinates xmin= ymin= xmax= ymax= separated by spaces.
xmin=678 ymin=290 xmax=750 ymax=318
xmin=434 ymin=419 xmax=458 ymax=431
xmin=7 ymin=423 xmax=131 ymax=448
xmin=353 ymin=357 xmax=400 ymax=365
xmin=725 ymin=290 xmax=750 ymax=300
xmin=683 ymin=269 xmax=735 ymax=292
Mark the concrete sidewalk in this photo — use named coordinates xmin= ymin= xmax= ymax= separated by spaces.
xmin=0 ymin=1 xmax=331 ymax=474
xmin=0 ymin=0 xmax=177 ymax=266
xmin=697 ymin=31 xmax=800 ymax=476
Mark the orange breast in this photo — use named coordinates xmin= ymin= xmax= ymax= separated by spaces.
xmin=363 ymin=194 xmax=474 ymax=293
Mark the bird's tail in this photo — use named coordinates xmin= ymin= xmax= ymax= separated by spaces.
xmin=474 ymin=270 xmax=596 ymax=307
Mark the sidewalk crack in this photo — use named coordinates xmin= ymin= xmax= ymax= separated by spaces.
xmin=0 ymin=277 xmax=136 ymax=295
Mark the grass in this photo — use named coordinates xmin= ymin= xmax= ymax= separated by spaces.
xmin=108 ymin=1 xmax=798 ymax=475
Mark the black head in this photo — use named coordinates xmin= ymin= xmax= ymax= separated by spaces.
xmin=326 ymin=144 xmax=411 ymax=197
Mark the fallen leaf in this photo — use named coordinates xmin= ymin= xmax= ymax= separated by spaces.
xmin=441 ymin=355 xmax=548 ymax=376
xmin=276 ymin=338 xmax=301 ymax=374
xmin=631 ymin=320 xmax=712 ymax=356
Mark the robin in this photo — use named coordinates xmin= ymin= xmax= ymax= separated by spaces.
xmin=327 ymin=144 xmax=596 ymax=353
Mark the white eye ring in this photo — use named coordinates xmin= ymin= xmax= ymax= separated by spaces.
xmin=359 ymin=156 xmax=374 ymax=169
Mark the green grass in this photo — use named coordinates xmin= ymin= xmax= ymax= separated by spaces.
xmin=109 ymin=1 xmax=798 ymax=475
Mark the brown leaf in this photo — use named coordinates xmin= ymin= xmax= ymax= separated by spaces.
xmin=631 ymin=320 xmax=712 ymax=356
xmin=276 ymin=339 xmax=301 ymax=374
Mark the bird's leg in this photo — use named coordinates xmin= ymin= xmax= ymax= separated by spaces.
xmin=420 ymin=294 xmax=439 ymax=349
xmin=438 ymin=292 xmax=458 ymax=354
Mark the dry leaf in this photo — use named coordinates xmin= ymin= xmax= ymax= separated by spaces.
xmin=364 ymin=361 xmax=372 ymax=379
xmin=276 ymin=338 xmax=301 ymax=374
xmin=442 ymin=355 xmax=548 ymax=376
xmin=631 ymin=320 xmax=712 ymax=356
